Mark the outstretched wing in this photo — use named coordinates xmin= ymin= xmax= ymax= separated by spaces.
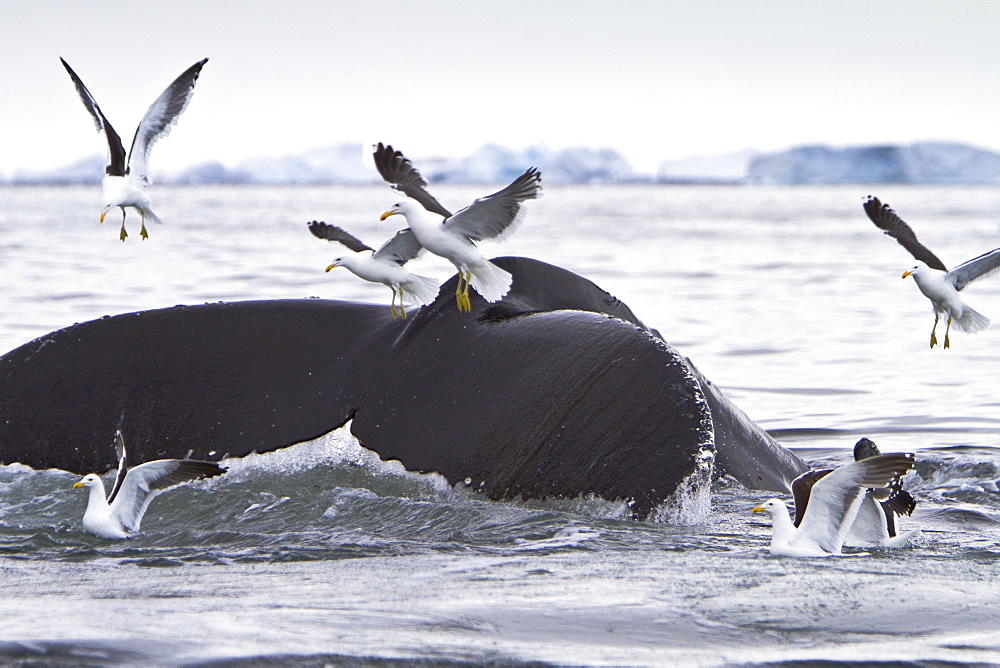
xmin=443 ymin=167 xmax=542 ymax=242
xmin=880 ymin=488 xmax=917 ymax=537
xmin=307 ymin=221 xmax=373 ymax=253
xmin=60 ymin=58 xmax=127 ymax=177
xmin=796 ymin=453 xmax=915 ymax=553
xmin=880 ymin=488 xmax=916 ymax=518
xmin=373 ymin=143 xmax=452 ymax=218
xmin=853 ymin=437 xmax=915 ymax=538
xmin=863 ymin=196 xmax=948 ymax=271
xmin=373 ymin=228 xmax=424 ymax=265
xmin=126 ymin=58 xmax=208 ymax=186
xmin=948 ymin=248 xmax=1000 ymax=291
xmin=109 ymin=458 xmax=226 ymax=532
xmin=106 ymin=430 xmax=130 ymax=505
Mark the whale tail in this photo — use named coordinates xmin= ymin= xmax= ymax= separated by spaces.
xmin=468 ymin=260 xmax=513 ymax=303
xmin=954 ymin=304 xmax=990 ymax=333
xmin=400 ymin=274 xmax=441 ymax=306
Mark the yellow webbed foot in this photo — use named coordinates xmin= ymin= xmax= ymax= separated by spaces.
xmin=459 ymin=275 xmax=473 ymax=312
xmin=930 ymin=332 xmax=938 ymax=348
xmin=944 ymin=334 xmax=951 ymax=349
xmin=119 ymin=225 xmax=128 ymax=242
xmin=140 ymin=223 xmax=149 ymax=240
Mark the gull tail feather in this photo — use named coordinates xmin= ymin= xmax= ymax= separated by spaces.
xmin=882 ymin=529 xmax=920 ymax=548
xmin=143 ymin=208 xmax=164 ymax=226
xmin=401 ymin=274 xmax=441 ymax=306
xmin=468 ymin=260 xmax=513 ymax=303
xmin=955 ymin=305 xmax=990 ymax=333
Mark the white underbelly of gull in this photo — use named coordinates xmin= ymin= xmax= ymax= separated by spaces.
xmin=753 ymin=452 xmax=915 ymax=557
xmin=73 ymin=431 xmax=226 ymax=538
xmin=61 ymin=57 xmax=207 ymax=241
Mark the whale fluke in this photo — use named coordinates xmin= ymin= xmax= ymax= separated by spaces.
xmin=0 ymin=257 xmax=805 ymax=519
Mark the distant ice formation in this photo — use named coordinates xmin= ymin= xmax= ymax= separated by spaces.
xmin=10 ymin=141 xmax=1000 ymax=185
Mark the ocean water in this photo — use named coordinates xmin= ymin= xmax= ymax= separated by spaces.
xmin=1 ymin=184 xmax=999 ymax=665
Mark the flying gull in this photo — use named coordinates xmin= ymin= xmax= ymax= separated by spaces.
xmin=73 ymin=430 xmax=226 ymax=538
xmin=61 ymin=57 xmax=208 ymax=241
xmin=752 ymin=452 xmax=915 ymax=557
xmin=864 ymin=196 xmax=1000 ymax=348
xmin=375 ymin=143 xmax=541 ymax=312
xmin=307 ymin=220 xmax=439 ymax=319
xmin=791 ymin=438 xmax=917 ymax=548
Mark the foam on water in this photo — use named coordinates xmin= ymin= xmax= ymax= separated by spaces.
xmin=647 ymin=446 xmax=715 ymax=525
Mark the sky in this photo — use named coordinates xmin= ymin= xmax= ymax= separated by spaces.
xmin=3 ymin=0 xmax=1000 ymax=177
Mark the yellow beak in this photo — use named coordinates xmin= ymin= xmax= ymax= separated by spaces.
xmin=73 ymin=481 xmax=85 ymax=488
xmin=902 ymin=270 xmax=912 ymax=279
xmin=751 ymin=506 xmax=765 ymax=514
xmin=379 ymin=211 xmax=395 ymax=221
xmin=99 ymin=212 xmax=106 ymax=223
xmin=325 ymin=263 xmax=339 ymax=272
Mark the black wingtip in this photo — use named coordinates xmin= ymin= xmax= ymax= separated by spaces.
xmin=883 ymin=488 xmax=917 ymax=517
xmin=181 ymin=459 xmax=228 ymax=480
xmin=862 ymin=195 xmax=885 ymax=215
xmin=59 ymin=57 xmax=78 ymax=77
xmin=307 ymin=220 xmax=328 ymax=239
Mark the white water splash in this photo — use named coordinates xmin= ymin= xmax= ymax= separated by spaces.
xmin=646 ymin=447 xmax=715 ymax=525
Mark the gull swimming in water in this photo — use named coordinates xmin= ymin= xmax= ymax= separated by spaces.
xmin=864 ymin=196 xmax=1000 ymax=348
xmin=73 ymin=430 xmax=226 ymax=538
xmin=374 ymin=143 xmax=541 ymax=312
xmin=752 ymin=452 xmax=915 ymax=557
xmin=61 ymin=57 xmax=208 ymax=241
xmin=308 ymin=220 xmax=439 ymax=319
xmin=791 ymin=438 xmax=918 ymax=548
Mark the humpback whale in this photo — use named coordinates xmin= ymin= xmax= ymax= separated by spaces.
xmin=0 ymin=257 xmax=806 ymax=520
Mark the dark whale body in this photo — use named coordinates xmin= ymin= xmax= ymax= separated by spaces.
xmin=0 ymin=257 xmax=805 ymax=519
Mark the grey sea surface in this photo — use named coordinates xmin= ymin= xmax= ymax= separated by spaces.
xmin=1 ymin=184 xmax=999 ymax=665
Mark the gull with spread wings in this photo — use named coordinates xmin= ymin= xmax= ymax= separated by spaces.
xmin=73 ymin=431 xmax=226 ymax=539
xmin=308 ymin=221 xmax=439 ymax=319
xmin=790 ymin=438 xmax=918 ymax=548
xmin=61 ymin=57 xmax=207 ymax=241
xmin=374 ymin=143 xmax=541 ymax=312
xmin=753 ymin=452 xmax=915 ymax=557
xmin=864 ymin=196 xmax=1000 ymax=348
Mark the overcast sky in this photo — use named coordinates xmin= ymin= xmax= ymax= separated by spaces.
xmin=3 ymin=0 xmax=1000 ymax=176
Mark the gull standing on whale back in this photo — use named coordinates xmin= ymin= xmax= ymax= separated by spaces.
xmin=752 ymin=452 xmax=915 ymax=557
xmin=60 ymin=57 xmax=208 ymax=241
xmin=375 ymin=143 xmax=542 ymax=312
xmin=73 ymin=430 xmax=226 ymax=538
xmin=863 ymin=196 xmax=1000 ymax=348
xmin=307 ymin=220 xmax=439 ymax=319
